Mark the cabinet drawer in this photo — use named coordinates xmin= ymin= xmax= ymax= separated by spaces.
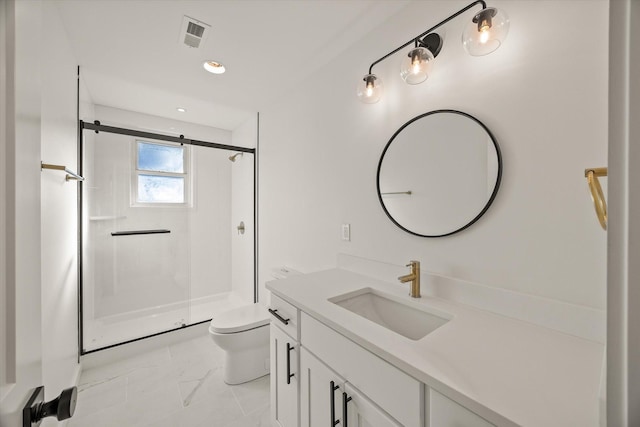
xmin=269 ymin=294 xmax=299 ymax=339
xmin=301 ymin=313 xmax=423 ymax=426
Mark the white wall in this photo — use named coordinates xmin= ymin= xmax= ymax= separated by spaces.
xmin=85 ymin=105 xmax=232 ymax=145
xmin=231 ymin=115 xmax=257 ymax=303
xmin=40 ymin=0 xmax=80 ymax=406
xmin=0 ymin=1 xmax=45 ymax=424
xmin=259 ymin=0 xmax=608 ymax=311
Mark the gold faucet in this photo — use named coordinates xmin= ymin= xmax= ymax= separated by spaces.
xmin=398 ymin=260 xmax=421 ymax=298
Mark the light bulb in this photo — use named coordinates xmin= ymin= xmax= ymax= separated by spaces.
xmin=400 ymin=47 xmax=433 ymax=85
xmin=412 ymin=57 xmax=421 ymax=74
xmin=366 ymin=84 xmax=373 ymax=97
xmin=357 ymin=74 xmax=382 ymax=104
xmin=479 ymin=29 xmax=490 ymax=44
xmin=462 ymin=7 xmax=509 ymax=56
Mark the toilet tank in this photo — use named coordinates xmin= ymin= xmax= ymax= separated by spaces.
xmin=270 ymin=266 xmax=302 ymax=280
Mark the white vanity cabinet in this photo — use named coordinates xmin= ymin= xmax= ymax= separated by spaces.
xmin=270 ymin=296 xmax=496 ymax=427
xmin=429 ymin=390 xmax=495 ymax=427
xmin=300 ymin=313 xmax=423 ymax=426
xmin=299 ymin=347 xmax=343 ymax=427
xmin=268 ymin=268 xmax=603 ymax=426
xmin=269 ymin=296 xmax=300 ymax=427
xmin=300 ymin=347 xmax=401 ymax=427
xmin=344 ymin=383 xmax=402 ymax=427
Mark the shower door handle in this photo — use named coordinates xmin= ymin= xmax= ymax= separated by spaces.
xmin=286 ymin=342 xmax=294 ymax=384
xmin=111 ymin=229 xmax=170 ymax=236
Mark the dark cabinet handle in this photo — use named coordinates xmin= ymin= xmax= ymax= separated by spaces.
xmin=268 ymin=308 xmax=290 ymax=325
xmin=342 ymin=392 xmax=352 ymax=427
xmin=330 ymin=381 xmax=340 ymax=426
xmin=286 ymin=343 xmax=295 ymax=384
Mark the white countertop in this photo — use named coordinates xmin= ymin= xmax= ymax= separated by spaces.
xmin=266 ymin=269 xmax=604 ymax=427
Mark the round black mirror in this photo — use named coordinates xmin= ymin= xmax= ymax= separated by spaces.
xmin=376 ymin=110 xmax=502 ymax=237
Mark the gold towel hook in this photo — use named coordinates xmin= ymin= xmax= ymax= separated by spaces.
xmin=584 ymin=167 xmax=607 ymax=230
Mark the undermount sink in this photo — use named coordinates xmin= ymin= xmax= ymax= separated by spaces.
xmin=329 ymin=288 xmax=451 ymax=340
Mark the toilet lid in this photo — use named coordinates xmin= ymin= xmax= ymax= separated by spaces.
xmin=209 ymin=304 xmax=270 ymax=334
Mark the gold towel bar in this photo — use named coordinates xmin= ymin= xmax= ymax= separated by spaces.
xmin=584 ymin=167 xmax=607 ymax=230
xmin=41 ymin=162 xmax=85 ymax=182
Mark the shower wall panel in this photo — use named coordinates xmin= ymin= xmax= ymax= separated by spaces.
xmin=87 ymin=133 xmax=232 ymax=320
xmin=231 ymin=116 xmax=257 ymax=303
xmin=189 ymin=145 xmax=232 ymax=300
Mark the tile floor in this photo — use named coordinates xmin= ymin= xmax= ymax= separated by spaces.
xmin=69 ymin=334 xmax=270 ymax=426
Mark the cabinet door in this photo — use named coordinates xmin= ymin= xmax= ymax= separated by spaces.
xmin=300 ymin=348 xmax=345 ymax=427
xmin=344 ymin=383 xmax=401 ymax=427
xmin=270 ymin=324 xmax=299 ymax=427
xmin=429 ymin=389 xmax=495 ymax=427
xmin=302 ymin=313 xmax=423 ymax=426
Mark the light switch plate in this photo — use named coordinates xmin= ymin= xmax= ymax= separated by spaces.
xmin=341 ymin=224 xmax=351 ymax=241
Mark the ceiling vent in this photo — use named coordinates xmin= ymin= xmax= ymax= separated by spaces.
xmin=179 ymin=16 xmax=211 ymax=49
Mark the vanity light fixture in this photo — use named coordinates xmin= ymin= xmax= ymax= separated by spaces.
xmin=358 ymin=0 xmax=509 ymax=103
xmin=399 ymin=33 xmax=442 ymax=85
xmin=203 ymin=60 xmax=226 ymax=74
xmin=462 ymin=7 xmax=510 ymax=56
xmin=356 ymin=74 xmax=383 ymax=104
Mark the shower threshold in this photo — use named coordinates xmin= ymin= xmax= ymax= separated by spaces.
xmin=83 ymin=291 xmax=247 ymax=353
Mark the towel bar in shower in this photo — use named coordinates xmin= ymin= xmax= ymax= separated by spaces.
xmin=111 ymin=229 xmax=171 ymax=236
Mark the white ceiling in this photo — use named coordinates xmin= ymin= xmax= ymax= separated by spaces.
xmin=55 ymin=0 xmax=410 ymax=130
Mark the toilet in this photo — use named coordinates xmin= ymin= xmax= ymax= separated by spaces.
xmin=209 ymin=267 xmax=301 ymax=384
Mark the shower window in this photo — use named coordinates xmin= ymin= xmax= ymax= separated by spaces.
xmin=133 ymin=140 xmax=190 ymax=205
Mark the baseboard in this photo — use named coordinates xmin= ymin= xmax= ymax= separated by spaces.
xmin=71 ymin=363 xmax=82 ymax=388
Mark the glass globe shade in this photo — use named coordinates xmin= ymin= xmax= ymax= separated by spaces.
xmin=462 ymin=7 xmax=510 ymax=56
xmin=400 ymin=47 xmax=434 ymax=85
xmin=357 ymin=74 xmax=383 ymax=104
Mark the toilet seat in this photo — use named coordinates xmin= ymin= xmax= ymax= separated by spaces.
xmin=209 ymin=304 xmax=270 ymax=334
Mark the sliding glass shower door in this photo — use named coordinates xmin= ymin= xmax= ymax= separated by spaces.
xmin=80 ymin=122 xmax=255 ymax=352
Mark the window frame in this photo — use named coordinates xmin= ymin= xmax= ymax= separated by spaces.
xmin=131 ymin=139 xmax=192 ymax=207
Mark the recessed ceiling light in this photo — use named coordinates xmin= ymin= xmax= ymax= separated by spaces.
xmin=176 ymin=107 xmax=187 ymax=113
xmin=203 ymin=60 xmax=226 ymax=74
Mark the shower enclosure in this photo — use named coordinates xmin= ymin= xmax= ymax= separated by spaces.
xmin=79 ymin=120 xmax=256 ymax=353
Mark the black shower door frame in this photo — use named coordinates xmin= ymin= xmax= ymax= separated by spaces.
xmin=77 ymin=119 xmax=258 ymax=356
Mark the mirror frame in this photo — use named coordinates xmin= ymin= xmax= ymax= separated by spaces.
xmin=376 ymin=109 xmax=503 ymax=238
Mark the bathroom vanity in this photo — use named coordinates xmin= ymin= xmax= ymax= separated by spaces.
xmin=267 ymin=269 xmax=604 ymax=427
